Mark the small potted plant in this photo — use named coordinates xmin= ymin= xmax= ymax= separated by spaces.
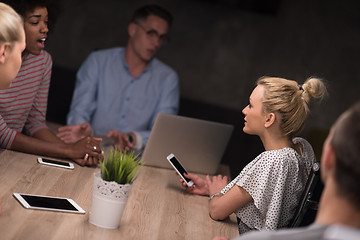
xmin=89 ymin=148 xmax=142 ymax=229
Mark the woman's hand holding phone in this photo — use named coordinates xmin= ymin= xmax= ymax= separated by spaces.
xmin=180 ymin=172 xmax=210 ymax=196
xmin=167 ymin=153 xmax=194 ymax=187
xmin=167 ymin=153 xmax=212 ymax=196
xmin=180 ymin=173 xmax=227 ymax=197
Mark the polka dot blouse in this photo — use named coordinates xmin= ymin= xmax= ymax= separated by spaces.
xmin=220 ymin=137 xmax=315 ymax=233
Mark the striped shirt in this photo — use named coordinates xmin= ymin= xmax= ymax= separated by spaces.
xmin=0 ymin=50 xmax=52 ymax=149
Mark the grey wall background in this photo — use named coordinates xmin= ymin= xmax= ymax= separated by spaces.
xmin=46 ymin=0 xmax=360 ymax=135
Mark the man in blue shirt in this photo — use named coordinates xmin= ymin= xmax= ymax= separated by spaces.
xmin=57 ymin=5 xmax=179 ymax=152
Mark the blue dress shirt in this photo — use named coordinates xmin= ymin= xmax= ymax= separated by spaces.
xmin=67 ymin=47 xmax=179 ymax=148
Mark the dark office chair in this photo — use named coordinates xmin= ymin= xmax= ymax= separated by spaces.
xmin=289 ymin=162 xmax=324 ymax=227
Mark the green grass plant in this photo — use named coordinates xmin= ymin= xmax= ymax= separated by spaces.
xmin=100 ymin=148 xmax=142 ymax=184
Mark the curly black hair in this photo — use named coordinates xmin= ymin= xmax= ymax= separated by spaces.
xmin=2 ymin=0 xmax=61 ymax=31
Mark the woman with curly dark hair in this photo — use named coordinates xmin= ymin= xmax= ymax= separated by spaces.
xmin=0 ymin=0 xmax=102 ymax=166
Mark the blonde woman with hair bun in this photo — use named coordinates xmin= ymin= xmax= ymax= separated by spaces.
xmin=0 ymin=2 xmax=25 ymax=88
xmin=178 ymin=76 xmax=327 ymax=234
xmin=257 ymin=76 xmax=327 ymax=137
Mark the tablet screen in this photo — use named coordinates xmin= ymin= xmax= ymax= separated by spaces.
xmin=21 ymin=194 xmax=78 ymax=211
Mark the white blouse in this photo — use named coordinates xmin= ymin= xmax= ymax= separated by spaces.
xmin=221 ymin=137 xmax=315 ymax=233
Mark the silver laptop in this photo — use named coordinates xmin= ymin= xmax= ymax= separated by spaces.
xmin=141 ymin=113 xmax=234 ymax=174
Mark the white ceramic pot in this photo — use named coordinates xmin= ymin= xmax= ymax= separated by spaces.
xmin=89 ymin=172 xmax=132 ymax=229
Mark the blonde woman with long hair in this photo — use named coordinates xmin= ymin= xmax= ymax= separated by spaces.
xmin=0 ymin=1 xmax=25 ymax=215
xmin=0 ymin=2 xmax=25 ymax=88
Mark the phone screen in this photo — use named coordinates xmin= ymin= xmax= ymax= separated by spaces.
xmin=41 ymin=158 xmax=71 ymax=167
xmin=169 ymin=156 xmax=192 ymax=183
xmin=21 ymin=194 xmax=78 ymax=211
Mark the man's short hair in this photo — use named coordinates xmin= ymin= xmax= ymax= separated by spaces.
xmin=131 ymin=4 xmax=173 ymax=27
xmin=331 ymin=101 xmax=360 ymax=209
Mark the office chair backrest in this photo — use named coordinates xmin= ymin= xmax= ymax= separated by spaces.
xmin=289 ymin=162 xmax=324 ymax=227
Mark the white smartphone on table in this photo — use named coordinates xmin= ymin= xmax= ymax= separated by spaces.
xmin=13 ymin=193 xmax=85 ymax=214
xmin=167 ymin=153 xmax=194 ymax=187
xmin=37 ymin=157 xmax=74 ymax=170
